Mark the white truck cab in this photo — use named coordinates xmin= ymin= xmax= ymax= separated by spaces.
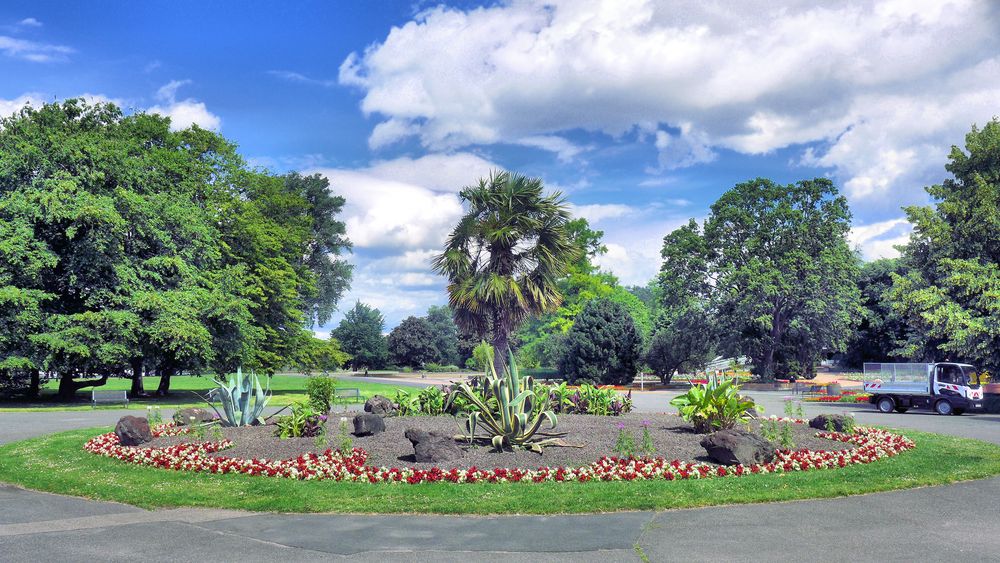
xmin=863 ymin=362 xmax=987 ymax=415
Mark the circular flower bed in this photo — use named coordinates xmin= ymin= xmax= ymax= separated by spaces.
xmin=83 ymin=419 xmax=914 ymax=484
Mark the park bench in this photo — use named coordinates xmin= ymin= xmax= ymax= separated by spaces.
xmin=792 ymin=382 xmax=827 ymax=396
xmin=92 ymin=389 xmax=129 ymax=408
xmin=335 ymin=388 xmax=361 ymax=403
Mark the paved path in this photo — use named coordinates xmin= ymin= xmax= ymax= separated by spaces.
xmin=2 ymin=392 xmax=1000 ymax=561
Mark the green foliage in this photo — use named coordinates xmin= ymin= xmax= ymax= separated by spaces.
xmin=778 ymin=421 xmax=795 ymax=449
xmin=445 ymin=350 xmax=562 ymax=452
xmin=275 ymin=402 xmax=327 ymax=438
xmin=669 ymin=377 xmax=758 ymax=433
xmin=645 ymin=307 xmax=715 ymax=383
xmin=0 ymin=100 xmax=352 ymax=399
xmin=305 ymin=375 xmax=337 ymax=413
xmin=558 ymin=299 xmax=642 ymax=385
xmin=425 ymin=305 xmax=461 ymax=365
xmin=842 ymin=259 xmax=911 ymax=367
xmin=660 ymin=178 xmax=859 ymax=380
xmin=639 ymin=421 xmax=656 ymax=457
xmin=890 ymin=119 xmax=1000 ymax=374
xmin=391 ymin=386 xmax=449 ymax=416
xmin=332 ymin=302 xmax=388 ymax=370
xmin=205 ymin=368 xmax=271 ymax=427
xmin=470 ymin=340 xmax=494 ymax=372
xmin=387 ymin=316 xmax=439 ymax=369
xmin=432 ymin=171 xmax=578 ymax=371
xmin=612 ymin=423 xmax=636 ymax=458
xmin=335 ymin=417 xmax=352 ymax=454
xmin=547 ymin=382 xmax=632 ymax=416
xmin=423 ymin=363 xmax=461 ymax=373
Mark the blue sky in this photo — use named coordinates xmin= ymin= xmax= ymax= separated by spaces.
xmin=3 ymin=1 xmax=999 ymax=333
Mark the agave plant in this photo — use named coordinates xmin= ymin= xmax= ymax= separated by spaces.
xmin=445 ymin=350 xmax=570 ymax=453
xmin=204 ymin=367 xmax=272 ymax=427
xmin=669 ymin=375 xmax=757 ymax=433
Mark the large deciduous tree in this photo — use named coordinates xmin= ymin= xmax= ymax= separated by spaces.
xmin=0 ymin=100 xmax=351 ymax=400
xmin=332 ymin=302 xmax=388 ymax=371
xmin=433 ymin=170 xmax=577 ymax=371
xmin=425 ymin=305 xmax=460 ymax=365
xmin=659 ymin=178 xmax=859 ymax=380
xmin=890 ymin=120 xmax=1000 ymax=374
xmin=387 ymin=316 xmax=438 ymax=369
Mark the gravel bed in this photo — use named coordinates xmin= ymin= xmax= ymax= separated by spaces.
xmin=141 ymin=413 xmax=854 ymax=470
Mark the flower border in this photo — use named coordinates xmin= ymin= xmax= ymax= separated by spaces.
xmin=82 ymin=419 xmax=915 ymax=484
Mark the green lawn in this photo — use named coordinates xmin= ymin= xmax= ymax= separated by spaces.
xmin=0 ymin=375 xmax=416 ymax=412
xmin=1 ymin=427 xmax=998 ymax=514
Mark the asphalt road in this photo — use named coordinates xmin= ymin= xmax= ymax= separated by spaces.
xmin=1 ymin=391 xmax=999 ymax=561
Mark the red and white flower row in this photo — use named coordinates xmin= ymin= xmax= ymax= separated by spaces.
xmin=83 ymin=421 xmax=915 ymax=484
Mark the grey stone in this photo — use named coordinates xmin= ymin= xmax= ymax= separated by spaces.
xmin=364 ymin=395 xmax=398 ymax=416
xmin=352 ymin=413 xmax=385 ymax=436
xmin=173 ymin=408 xmax=215 ymax=426
xmin=114 ymin=416 xmax=152 ymax=446
xmin=699 ymin=428 xmax=775 ymax=466
xmin=809 ymin=414 xmax=851 ymax=432
xmin=404 ymin=427 xmax=465 ymax=463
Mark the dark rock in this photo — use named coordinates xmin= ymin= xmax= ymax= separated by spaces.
xmin=364 ymin=395 xmax=398 ymax=416
xmin=404 ymin=427 xmax=464 ymax=463
xmin=809 ymin=414 xmax=851 ymax=432
xmin=700 ymin=428 xmax=776 ymax=466
xmin=173 ymin=407 xmax=215 ymax=426
xmin=115 ymin=416 xmax=153 ymax=446
xmin=352 ymin=413 xmax=386 ymax=436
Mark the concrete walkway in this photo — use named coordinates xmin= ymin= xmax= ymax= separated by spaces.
xmin=2 ymin=392 xmax=1000 ymax=561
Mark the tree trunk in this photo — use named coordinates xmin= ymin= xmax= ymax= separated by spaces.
xmin=28 ymin=369 xmax=40 ymax=399
xmin=130 ymin=358 xmax=145 ymax=397
xmin=492 ymin=329 xmax=509 ymax=375
xmin=56 ymin=372 xmax=109 ymax=402
xmin=156 ymin=368 xmax=173 ymax=396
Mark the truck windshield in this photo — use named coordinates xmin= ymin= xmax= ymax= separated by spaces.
xmin=964 ymin=368 xmax=989 ymax=387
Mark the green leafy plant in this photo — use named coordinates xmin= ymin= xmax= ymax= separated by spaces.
xmin=760 ymin=418 xmax=778 ymax=442
xmin=275 ymin=402 xmax=328 ymax=438
xmin=842 ymin=414 xmax=857 ymax=435
xmin=445 ymin=350 xmax=569 ymax=453
xmin=145 ymin=406 xmax=163 ymax=426
xmin=669 ymin=376 xmax=758 ymax=433
xmin=779 ymin=421 xmax=795 ymax=449
xmin=203 ymin=368 xmax=272 ymax=427
xmin=336 ymin=417 xmax=352 ymax=454
xmin=783 ymin=399 xmax=795 ymax=417
xmin=306 ymin=376 xmax=338 ymax=413
xmin=640 ymin=420 xmax=656 ymax=457
xmin=211 ymin=425 xmax=225 ymax=442
xmin=794 ymin=402 xmax=805 ymax=419
xmin=613 ymin=422 xmax=636 ymax=458
xmin=825 ymin=417 xmax=837 ymax=433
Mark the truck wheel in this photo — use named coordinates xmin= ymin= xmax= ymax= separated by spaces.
xmin=894 ymin=407 xmax=909 ymax=413
xmin=877 ymin=397 xmax=895 ymax=413
xmin=934 ymin=400 xmax=953 ymax=415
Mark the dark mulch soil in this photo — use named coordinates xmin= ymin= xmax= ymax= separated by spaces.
xmin=140 ymin=413 xmax=854 ymax=470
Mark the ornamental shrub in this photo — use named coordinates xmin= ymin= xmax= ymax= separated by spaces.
xmin=558 ymin=299 xmax=643 ymax=385
xmin=306 ymin=375 xmax=337 ymax=413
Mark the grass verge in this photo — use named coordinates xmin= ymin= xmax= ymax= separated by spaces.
xmin=1 ymin=427 xmax=999 ymax=514
xmin=0 ymin=375 xmax=415 ymax=412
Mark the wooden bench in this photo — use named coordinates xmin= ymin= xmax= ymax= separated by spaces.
xmin=92 ymin=389 xmax=129 ymax=408
xmin=334 ymin=388 xmax=361 ymax=403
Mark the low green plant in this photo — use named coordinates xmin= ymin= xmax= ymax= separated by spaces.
xmin=203 ymin=368 xmax=271 ymax=427
xmin=779 ymin=421 xmax=795 ymax=449
xmin=825 ymin=417 xmax=837 ymax=433
xmin=275 ymin=402 xmax=328 ymax=438
xmin=784 ymin=399 xmax=795 ymax=417
xmin=613 ymin=422 xmax=636 ymax=458
xmin=760 ymin=418 xmax=778 ymax=442
xmin=306 ymin=376 xmax=337 ymax=413
xmin=640 ymin=420 xmax=655 ymax=457
xmin=470 ymin=340 xmax=494 ymax=372
xmin=424 ymin=363 xmax=461 ymax=373
xmin=794 ymin=402 xmax=805 ymax=419
xmin=211 ymin=425 xmax=225 ymax=442
xmin=669 ymin=376 xmax=758 ymax=433
xmin=445 ymin=349 xmax=567 ymax=453
xmin=145 ymin=406 xmax=163 ymax=426
xmin=843 ymin=414 xmax=857 ymax=434
xmin=336 ymin=417 xmax=352 ymax=454
xmin=190 ymin=418 xmax=206 ymax=441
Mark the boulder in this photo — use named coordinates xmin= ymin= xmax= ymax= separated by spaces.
xmin=364 ymin=395 xmax=398 ymax=416
xmin=352 ymin=413 xmax=386 ymax=436
xmin=115 ymin=416 xmax=153 ymax=446
xmin=700 ymin=428 xmax=775 ymax=466
xmin=809 ymin=414 xmax=851 ymax=433
xmin=173 ymin=407 xmax=215 ymax=426
xmin=404 ymin=427 xmax=465 ymax=463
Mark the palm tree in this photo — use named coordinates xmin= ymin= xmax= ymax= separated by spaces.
xmin=433 ymin=170 xmax=578 ymax=371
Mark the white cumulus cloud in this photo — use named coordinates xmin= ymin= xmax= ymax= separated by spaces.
xmin=147 ymin=80 xmax=221 ymax=131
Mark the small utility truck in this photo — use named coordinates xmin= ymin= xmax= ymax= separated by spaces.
xmin=863 ymin=362 xmax=987 ymax=415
